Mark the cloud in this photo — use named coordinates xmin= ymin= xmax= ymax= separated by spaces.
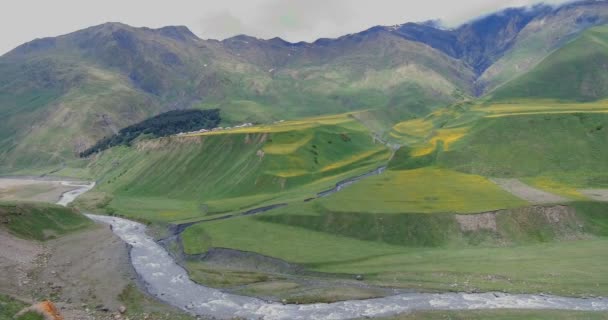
xmin=192 ymin=0 xmax=574 ymax=42
xmin=0 ymin=0 xmax=576 ymax=54
xmin=199 ymin=11 xmax=248 ymax=39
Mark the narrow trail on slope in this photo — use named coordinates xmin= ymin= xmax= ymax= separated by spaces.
xmin=490 ymin=178 xmax=569 ymax=204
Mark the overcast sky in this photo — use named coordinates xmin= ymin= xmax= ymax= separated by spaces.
xmin=0 ymin=0 xmax=573 ymax=54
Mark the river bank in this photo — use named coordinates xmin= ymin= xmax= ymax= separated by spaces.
xmin=88 ymin=213 xmax=608 ymax=320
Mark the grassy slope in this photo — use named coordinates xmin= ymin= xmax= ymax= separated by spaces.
xmin=0 ymin=23 xmax=471 ymax=176
xmin=0 ymin=295 xmax=28 ymax=319
xmin=0 ymin=295 xmax=46 ymax=320
xmin=478 ymin=2 xmax=608 ymax=94
xmin=81 ymin=115 xmax=390 ymax=222
xmin=490 ymin=26 xmax=608 ymax=102
xmin=180 ymin=100 xmax=608 ymax=298
xmin=0 ymin=202 xmax=92 ymax=241
xmin=0 ymin=60 xmax=159 ymax=175
xmin=438 ymin=112 xmax=608 ymax=185
xmin=183 ymin=207 xmax=608 ymax=296
xmin=317 ymin=167 xmax=526 ymax=214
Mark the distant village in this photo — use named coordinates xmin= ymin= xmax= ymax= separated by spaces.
xmin=176 ymin=122 xmax=254 ymax=136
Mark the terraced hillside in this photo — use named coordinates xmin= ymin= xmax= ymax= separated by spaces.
xmin=3 ymin=1 xmax=608 ymax=176
xmin=0 ymin=21 xmax=468 ymax=175
xmin=79 ymin=114 xmax=391 ymax=221
xmin=171 ymin=95 xmax=608 ymax=302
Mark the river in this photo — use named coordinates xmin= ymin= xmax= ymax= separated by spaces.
xmin=54 ymin=180 xmax=608 ymax=320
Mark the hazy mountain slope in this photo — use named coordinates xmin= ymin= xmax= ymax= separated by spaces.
xmin=489 ymin=25 xmax=608 ymax=102
xmin=0 ymin=22 xmax=471 ymax=174
xmin=383 ymin=5 xmax=552 ymax=75
xmin=244 ymin=29 xmax=476 ymax=115
xmin=0 ymin=56 xmax=159 ymax=172
xmin=479 ymin=0 xmax=608 ymax=93
xmin=3 ymin=0 xmax=608 ymax=174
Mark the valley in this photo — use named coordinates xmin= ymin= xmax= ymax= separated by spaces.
xmin=2 ymin=1 xmax=608 ymax=319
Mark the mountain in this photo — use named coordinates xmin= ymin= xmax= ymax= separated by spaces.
xmin=489 ymin=25 xmax=608 ymax=101
xmin=479 ymin=0 xmax=608 ymax=93
xmin=0 ymin=24 xmax=470 ymax=173
xmin=2 ymin=0 xmax=608 ymax=174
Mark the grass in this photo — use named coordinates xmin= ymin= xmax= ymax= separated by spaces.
xmin=317 ymin=167 xmax=527 ymax=214
xmin=181 ymin=215 xmax=403 ymax=259
xmin=490 ymin=25 xmax=608 ymax=102
xmin=185 ymin=262 xmax=277 ymax=288
xmin=14 ymin=312 xmax=44 ymax=320
xmin=475 ymin=100 xmax=608 ymax=118
xmin=410 ymin=127 xmax=469 ymax=157
xmin=118 ymin=284 xmax=195 ymax=320
xmin=85 ymin=115 xmax=391 ymax=222
xmin=437 ymin=113 xmax=608 ymax=184
xmin=572 ymin=202 xmax=608 ymax=237
xmin=183 ymin=199 xmax=606 ymax=259
xmin=0 ymin=295 xmax=29 ymax=320
xmin=0 ymin=201 xmax=93 ymax=241
xmin=382 ymin=310 xmax=608 ymax=320
xmin=181 ymin=199 xmax=608 ymax=297
xmin=182 ymin=211 xmax=608 ymax=296
xmin=523 ymin=176 xmax=588 ymax=200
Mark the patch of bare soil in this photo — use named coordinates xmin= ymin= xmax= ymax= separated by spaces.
xmin=0 ymin=224 xmax=136 ymax=319
xmin=580 ymin=189 xmax=608 ymax=202
xmin=455 ymin=205 xmax=586 ymax=241
xmin=455 ymin=213 xmax=498 ymax=232
xmin=491 ymin=178 xmax=569 ymax=204
xmin=31 ymin=225 xmax=133 ymax=311
xmin=187 ymin=248 xmax=395 ymax=304
xmin=0 ymin=179 xmax=73 ymax=203
xmin=0 ymin=230 xmax=43 ymax=298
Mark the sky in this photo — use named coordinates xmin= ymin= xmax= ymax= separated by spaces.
xmin=0 ymin=0 xmax=573 ymax=54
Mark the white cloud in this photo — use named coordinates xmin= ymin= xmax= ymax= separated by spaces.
xmin=0 ymin=0 xmax=573 ymax=54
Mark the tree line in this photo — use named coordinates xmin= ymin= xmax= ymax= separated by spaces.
xmin=80 ymin=109 xmax=221 ymax=157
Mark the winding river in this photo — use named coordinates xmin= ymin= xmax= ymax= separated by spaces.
xmin=55 ymin=181 xmax=608 ymax=319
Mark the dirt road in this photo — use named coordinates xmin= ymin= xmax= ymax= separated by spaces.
xmin=580 ymin=189 xmax=608 ymax=201
xmin=490 ymin=178 xmax=569 ymax=204
xmin=0 ymin=178 xmax=74 ymax=203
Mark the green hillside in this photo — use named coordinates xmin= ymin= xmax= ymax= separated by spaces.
xmin=490 ymin=26 xmax=608 ymax=102
xmin=0 ymin=23 xmax=471 ymax=175
xmin=478 ymin=2 xmax=608 ymax=94
xmin=438 ymin=112 xmax=608 ymax=185
xmin=0 ymin=201 xmax=92 ymax=241
xmin=79 ymin=114 xmax=391 ymax=221
xmin=182 ymin=200 xmax=608 ymax=296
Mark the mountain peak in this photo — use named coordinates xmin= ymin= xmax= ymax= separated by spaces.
xmin=156 ymin=25 xmax=198 ymax=41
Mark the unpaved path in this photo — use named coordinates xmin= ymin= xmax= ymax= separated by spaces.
xmin=579 ymin=189 xmax=608 ymax=202
xmin=490 ymin=178 xmax=569 ymax=204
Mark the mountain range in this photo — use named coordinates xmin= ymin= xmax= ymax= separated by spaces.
xmin=2 ymin=0 xmax=608 ymax=174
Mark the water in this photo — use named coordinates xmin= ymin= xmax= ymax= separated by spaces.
xmin=87 ymin=214 xmax=608 ymax=320
xmin=56 ymin=181 xmax=96 ymax=207
xmin=54 ymin=179 xmax=608 ymax=319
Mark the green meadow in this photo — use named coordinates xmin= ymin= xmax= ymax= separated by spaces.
xmin=0 ymin=201 xmax=93 ymax=241
xmin=82 ymin=114 xmax=391 ymax=222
